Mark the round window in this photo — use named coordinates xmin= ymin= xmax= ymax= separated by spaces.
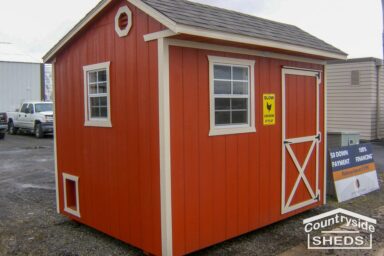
xmin=115 ymin=6 xmax=132 ymax=37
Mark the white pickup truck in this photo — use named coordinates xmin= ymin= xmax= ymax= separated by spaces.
xmin=7 ymin=101 xmax=54 ymax=138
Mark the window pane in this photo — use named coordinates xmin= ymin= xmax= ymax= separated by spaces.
xmin=90 ymin=97 xmax=100 ymax=107
xmin=233 ymin=66 xmax=248 ymax=80
xmin=214 ymin=80 xmax=231 ymax=94
xmin=233 ymin=82 xmax=248 ymax=95
xmin=215 ymin=98 xmax=230 ymax=110
xmin=21 ymin=104 xmax=28 ymax=113
xmin=231 ymin=98 xmax=247 ymax=110
xmin=100 ymin=107 xmax=108 ymax=118
xmin=98 ymin=82 xmax=107 ymax=93
xmin=232 ymin=111 xmax=248 ymax=124
xmin=89 ymin=84 xmax=97 ymax=94
xmin=99 ymin=97 xmax=108 ymax=107
xmin=89 ymin=72 xmax=97 ymax=83
xmin=215 ymin=111 xmax=230 ymax=125
xmin=91 ymin=107 xmax=100 ymax=118
xmin=98 ymin=70 xmax=107 ymax=82
xmin=214 ymin=65 xmax=231 ymax=80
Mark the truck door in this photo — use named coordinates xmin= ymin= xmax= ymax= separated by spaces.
xmin=17 ymin=103 xmax=29 ymax=128
xmin=25 ymin=104 xmax=35 ymax=129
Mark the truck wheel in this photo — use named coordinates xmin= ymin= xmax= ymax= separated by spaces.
xmin=0 ymin=133 xmax=4 ymax=139
xmin=35 ymin=123 xmax=44 ymax=138
xmin=8 ymin=122 xmax=17 ymax=135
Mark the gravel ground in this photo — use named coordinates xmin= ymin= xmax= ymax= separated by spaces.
xmin=0 ymin=135 xmax=383 ymax=256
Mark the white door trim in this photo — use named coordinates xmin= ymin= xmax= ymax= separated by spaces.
xmin=158 ymin=38 xmax=173 ymax=256
xmin=281 ymin=68 xmax=322 ymax=214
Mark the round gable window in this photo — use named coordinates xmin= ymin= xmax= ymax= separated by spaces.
xmin=115 ymin=6 xmax=132 ymax=38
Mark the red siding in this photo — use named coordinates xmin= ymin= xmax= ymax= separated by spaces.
xmin=169 ymin=46 xmax=325 ymax=255
xmin=54 ymin=1 xmax=163 ymax=254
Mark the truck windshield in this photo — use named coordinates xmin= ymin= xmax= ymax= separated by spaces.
xmin=35 ymin=103 xmax=53 ymax=113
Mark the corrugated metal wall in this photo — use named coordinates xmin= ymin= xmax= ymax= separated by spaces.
xmin=0 ymin=61 xmax=42 ymax=112
xmin=327 ymin=61 xmax=379 ymax=140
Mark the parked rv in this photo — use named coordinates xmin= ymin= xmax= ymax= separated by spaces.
xmin=0 ymin=112 xmax=7 ymax=139
xmin=7 ymin=102 xmax=54 ymax=138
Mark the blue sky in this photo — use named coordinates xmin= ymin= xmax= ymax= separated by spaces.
xmin=0 ymin=0 xmax=382 ymax=60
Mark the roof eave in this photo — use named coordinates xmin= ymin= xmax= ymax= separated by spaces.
xmin=174 ymin=24 xmax=347 ymax=61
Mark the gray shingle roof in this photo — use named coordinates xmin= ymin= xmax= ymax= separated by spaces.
xmin=142 ymin=0 xmax=346 ymax=56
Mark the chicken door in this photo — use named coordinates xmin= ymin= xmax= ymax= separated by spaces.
xmin=281 ymin=68 xmax=321 ymax=214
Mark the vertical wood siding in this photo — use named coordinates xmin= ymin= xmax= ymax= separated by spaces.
xmin=327 ymin=61 xmax=379 ymax=140
xmin=54 ymin=1 xmax=163 ymax=254
xmin=169 ymin=46 xmax=325 ymax=255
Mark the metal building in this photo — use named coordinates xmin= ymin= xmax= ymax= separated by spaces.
xmin=0 ymin=42 xmax=43 ymax=112
xmin=327 ymin=58 xmax=384 ymax=140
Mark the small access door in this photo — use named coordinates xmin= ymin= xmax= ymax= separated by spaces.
xmin=281 ymin=68 xmax=321 ymax=214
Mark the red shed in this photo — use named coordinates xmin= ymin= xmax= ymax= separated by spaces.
xmin=43 ymin=0 xmax=347 ymax=255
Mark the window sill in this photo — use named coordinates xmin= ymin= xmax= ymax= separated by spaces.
xmin=84 ymin=120 xmax=112 ymax=128
xmin=209 ymin=126 xmax=256 ymax=136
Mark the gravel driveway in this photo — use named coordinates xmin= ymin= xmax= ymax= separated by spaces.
xmin=0 ymin=135 xmax=383 ymax=255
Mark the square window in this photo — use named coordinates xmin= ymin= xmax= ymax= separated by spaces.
xmin=83 ymin=62 xmax=111 ymax=127
xmin=209 ymin=56 xmax=256 ymax=136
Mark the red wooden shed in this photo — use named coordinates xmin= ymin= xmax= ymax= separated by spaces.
xmin=43 ymin=0 xmax=347 ymax=255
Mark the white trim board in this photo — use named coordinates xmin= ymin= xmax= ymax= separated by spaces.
xmin=168 ymin=39 xmax=326 ymax=65
xmin=173 ymin=24 xmax=346 ymax=60
xmin=52 ymin=59 xmax=60 ymax=213
xmin=144 ymin=30 xmax=177 ymax=42
xmin=158 ymin=38 xmax=173 ymax=256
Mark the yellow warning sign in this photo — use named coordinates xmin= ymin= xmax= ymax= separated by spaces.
xmin=263 ymin=94 xmax=275 ymax=126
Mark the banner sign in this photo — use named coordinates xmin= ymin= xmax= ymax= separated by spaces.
xmin=263 ymin=94 xmax=275 ymax=126
xmin=329 ymin=144 xmax=380 ymax=202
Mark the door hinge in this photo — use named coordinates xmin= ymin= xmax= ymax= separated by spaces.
xmin=315 ymin=133 xmax=321 ymax=142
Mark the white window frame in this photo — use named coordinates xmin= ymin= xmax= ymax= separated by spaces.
xmin=208 ymin=56 xmax=256 ymax=136
xmin=83 ymin=61 xmax=112 ymax=127
xmin=63 ymin=173 xmax=81 ymax=218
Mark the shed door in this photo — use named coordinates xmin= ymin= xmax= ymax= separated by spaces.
xmin=281 ymin=68 xmax=321 ymax=214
